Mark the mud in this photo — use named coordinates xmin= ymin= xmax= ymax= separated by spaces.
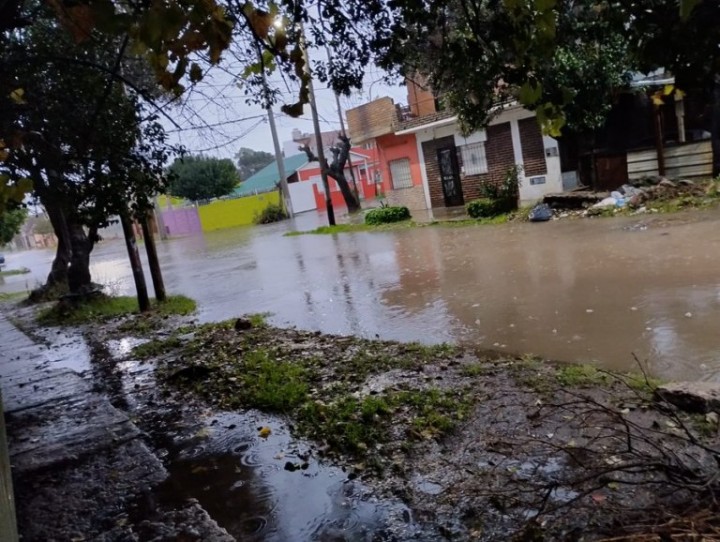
xmin=6 ymin=300 xmax=715 ymax=541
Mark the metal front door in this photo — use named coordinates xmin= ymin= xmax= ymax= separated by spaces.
xmin=437 ymin=146 xmax=464 ymax=206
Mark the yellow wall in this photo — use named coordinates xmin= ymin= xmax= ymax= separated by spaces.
xmin=198 ymin=192 xmax=280 ymax=231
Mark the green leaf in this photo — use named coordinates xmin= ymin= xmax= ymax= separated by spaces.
xmin=534 ymin=0 xmax=556 ymax=11
xmin=518 ymin=81 xmax=542 ymax=106
xmin=680 ymin=0 xmax=700 ymax=19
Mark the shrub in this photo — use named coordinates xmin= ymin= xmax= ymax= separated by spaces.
xmin=364 ymin=206 xmax=411 ymax=225
xmin=466 ymin=198 xmax=501 ymax=218
xmin=254 ymin=203 xmax=288 ymax=224
xmin=468 ymin=165 xmax=522 ymax=218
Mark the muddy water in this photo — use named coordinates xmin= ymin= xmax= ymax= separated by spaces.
xmin=99 ymin=340 xmax=417 ymax=541
xmin=4 ymin=210 xmax=720 ymax=381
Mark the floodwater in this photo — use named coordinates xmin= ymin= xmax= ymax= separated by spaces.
xmin=3 ymin=209 xmax=720 ymax=382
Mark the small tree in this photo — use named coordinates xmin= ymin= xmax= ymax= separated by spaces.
xmin=168 ymin=155 xmax=239 ymax=201
xmin=235 ymin=147 xmax=274 ymax=180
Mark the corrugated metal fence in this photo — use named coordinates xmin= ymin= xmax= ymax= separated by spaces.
xmin=627 ymin=141 xmax=713 ymax=180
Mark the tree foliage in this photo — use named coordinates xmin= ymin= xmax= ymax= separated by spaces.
xmin=0 ymin=207 xmax=26 ymax=245
xmin=1 ymin=10 xmax=177 ymax=294
xmin=235 ymin=147 xmax=274 ymax=180
xmin=381 ymin=1 xmax=717 ymax=139
xmin=168 ymin=155 xmax=239 ymax=201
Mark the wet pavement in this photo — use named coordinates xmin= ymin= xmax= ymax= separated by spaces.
xmin=0 ymin=313 xmax=234 ymax=541
xmin=2 ymin=209 xmax=720 ymax=381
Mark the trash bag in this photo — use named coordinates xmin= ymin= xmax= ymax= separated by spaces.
xmin=528 ymin=203 xmax=553 ymax=222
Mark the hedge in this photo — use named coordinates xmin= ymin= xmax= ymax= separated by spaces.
xmin=364 ymin=206 xmax=411 ymax=225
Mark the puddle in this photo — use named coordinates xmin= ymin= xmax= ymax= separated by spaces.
xmin=90 ymin=336 xmax=420 ymax=542
xmin=151 ymin=411 xmax=417 ymax=541
xmin=42 ymin=330 xmax=92 ymax=373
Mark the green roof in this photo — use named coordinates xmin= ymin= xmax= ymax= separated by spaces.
xmin=234 ymin=153 xmax=308 ymax=197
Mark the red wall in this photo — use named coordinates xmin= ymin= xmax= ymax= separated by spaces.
xmin=375 ymin=133 xmax=422 ymax=194
xmin=298 ymin=148 xmax=381 ymax=210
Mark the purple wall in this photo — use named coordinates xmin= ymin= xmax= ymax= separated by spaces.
xmin=161 ymin=208 xmax=201 ymax=236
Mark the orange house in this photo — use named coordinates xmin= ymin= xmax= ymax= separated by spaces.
xmin=296 ymin=148 xmax=381 ymax=211
xmin=347 ymin=98 xmax=429 ymax=210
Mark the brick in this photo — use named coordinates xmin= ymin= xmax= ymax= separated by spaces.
xmin=386 ymin=185 xmax=427 ymax=210
xmin=347 ymin=98 xmax=399 ymax=143
xmin=460 ymin=122 xmax=516 ymax=201
xmin=519 ymin=118 xmax=547 ymax=176
xmin=421 ymin=135 xmax=456 ymax=207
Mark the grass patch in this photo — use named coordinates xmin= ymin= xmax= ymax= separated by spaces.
xmin=556 ymin=364 xmax=610 ymax=387
xmin=285 ymin=222 xmax=413 ymax=236
xmin=297 ymin=388 xmax=471 ymax=458
xmin=285 ymin=215 xmax=513 ymax=236
xmin=0 ymin=290 xmax=28 ymax=303
xmin=0 ymin=267 xmax=30 ymax=277
xmin=38 ymin=294 xmax=197 ymax=326
xmin=132 ymin=336 xmax=184 ymax=359
xmin=648 ymin=195 xmax=719 ymax=214
xmin=169 ymin=348 xmax=309 ymax=412
xmin=461 ymin=363 xmax=487 ymax=377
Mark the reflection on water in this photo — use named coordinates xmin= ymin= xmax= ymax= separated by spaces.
xmin=4 ymin=210 xmax=720 ymax=381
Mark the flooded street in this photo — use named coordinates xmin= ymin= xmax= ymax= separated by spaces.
xmin=3 ymin=209 xmax=720 ymax=382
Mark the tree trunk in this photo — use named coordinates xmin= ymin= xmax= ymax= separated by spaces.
xmin=120 ymin=211 xmax=150 ymax=312
xmin=43 ymin=203 xmax=71 ymax=291
xmin=66 ymin=220 xmax=93 ymax=294
xmin=712 ymin=74 xmax=720 ymax=177
xmin=140 ymin=211 xmax=166 ymax=302
xmin=327 ymin=170 xmax=360 ymax=213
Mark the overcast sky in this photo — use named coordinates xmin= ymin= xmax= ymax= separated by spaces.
xmin=162 ymin=54 xmax=408 ymax=162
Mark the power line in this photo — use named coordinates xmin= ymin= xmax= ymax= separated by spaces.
xmin=165 ymin=114 xmax=267 ymax=133
xmin=189 ymin=118 xmax=266 ymax=153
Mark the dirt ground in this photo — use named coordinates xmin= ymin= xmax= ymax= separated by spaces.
xmin=8 ymin=300 xmax=717 ymax=542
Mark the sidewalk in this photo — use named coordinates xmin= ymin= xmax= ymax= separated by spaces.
xmin=0 ymin=313 xmax=233 ymax=541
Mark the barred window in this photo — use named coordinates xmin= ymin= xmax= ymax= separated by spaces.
xmin=388 ymin=158 xmax=413 ymax=189
xmin=460 ymin=142 xmax=488 ymax=175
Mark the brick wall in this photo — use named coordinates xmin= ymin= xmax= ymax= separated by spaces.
xmin=386 ymin=185 xmax=427 ymax=210
xmin=459 ymin=122 xmax=515 ymax=201
xmin=347 ymin=98 xmax=398 ymax=143
xmin=407 ymin=75 xmax=437 ymax=118
xmin=421 ymin=135 xmax=456 ymax=207
xmin=518 ymin=118 xmax=547 ymax=176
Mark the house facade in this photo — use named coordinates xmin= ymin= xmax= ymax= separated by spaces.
xmin=347 ymin=80 xmax=564 ymax=210
xmin=347 ymin=97 xmax=428 ymax=210
xmin=296 ymin=148 xmax=380 ymax=211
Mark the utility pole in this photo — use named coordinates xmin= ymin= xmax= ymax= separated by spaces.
xmin=299 ymin=23 xmax=335 ymax=225
xmin=257 ymin=44 xmax=293 ymax=216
